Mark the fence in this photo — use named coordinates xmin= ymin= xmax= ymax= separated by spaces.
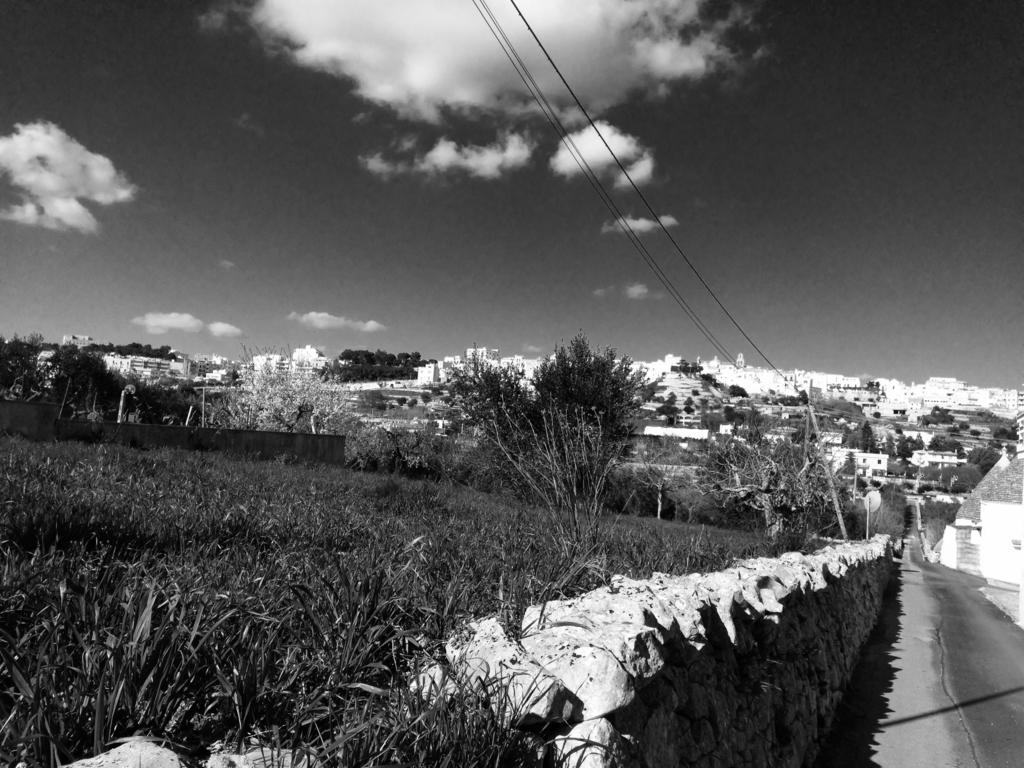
xmin=0 ymin=401 xmax=346 ymax=466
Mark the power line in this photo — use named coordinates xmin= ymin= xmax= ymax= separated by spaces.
xmin=471 ymin=0 xmax=735 ymax=361
xmin=505 ymin=0 xmax=780 ymax=374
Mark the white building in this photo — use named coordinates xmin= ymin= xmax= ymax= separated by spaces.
xmin=102 ymin=354 xmax=171 ymax=381
xmin=291 ymin=345 xmax=328 ymax=373
xmin=465 ymin=347 xmax=500 ymax=364
xmin=910 ymin=449 xmax=965 ymax=469
xmin=251 ymin=353 xmax=290 ymax=375
xmin=61 ymin=334 xmax=94 ymax=348
xmin=853 ymin=451 xmax=889 ymax=478
xmin=417 ymin=362 xmax=443 ymax=386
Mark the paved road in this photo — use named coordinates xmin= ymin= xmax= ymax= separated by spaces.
xmin=815 ymin=536 xmax=1024 ymax=767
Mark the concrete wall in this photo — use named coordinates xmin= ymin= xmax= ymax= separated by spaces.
xmin=442 ymin=537 xmax=895 ymax=768
xmin=53 ymin=420 xmax=346 ymax=466
xmin=0 ymin=400 xmax=58 ymax=440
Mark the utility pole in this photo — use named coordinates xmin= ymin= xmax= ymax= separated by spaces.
xmin=807 ymin=402 xmax=849 ymax=540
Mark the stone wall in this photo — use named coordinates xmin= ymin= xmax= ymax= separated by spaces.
xmin=441 ymin=536 xmax=894 ymax=768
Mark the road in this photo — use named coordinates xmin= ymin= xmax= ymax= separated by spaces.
xmin=814 ymin=536 xmax=1024 ymax=767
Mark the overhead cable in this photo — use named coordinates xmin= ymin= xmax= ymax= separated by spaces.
xmin=506 ymin=0 xmax=780 ymax=374
xmin=471 ymin=0 xmax=735 ymax=361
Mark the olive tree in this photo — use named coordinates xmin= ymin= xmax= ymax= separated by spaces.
xmin=450 ymin=333 xmax=646 ymax=539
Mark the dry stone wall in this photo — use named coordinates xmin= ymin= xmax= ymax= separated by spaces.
xmin=442 ymin=536 xmax=894 ymax=768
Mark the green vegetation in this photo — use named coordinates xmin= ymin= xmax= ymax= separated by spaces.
xmin=450 ymin=334 xmax=647 ymax=539
xmin=0 ymin=437 xmax=774 ymax=767
xmin=322 ymin=349 xmax=427 ymax=383
xmin=920 ymin=499 xmax=960 ymax=548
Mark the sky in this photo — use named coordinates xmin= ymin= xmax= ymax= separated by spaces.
xmin=1 ymin=0 xmax=1021 ymax=387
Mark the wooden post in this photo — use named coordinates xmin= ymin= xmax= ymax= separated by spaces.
xmin=808 ymin=403 xmax=849 ymax=540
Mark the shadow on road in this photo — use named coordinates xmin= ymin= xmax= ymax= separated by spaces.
xmin=878 ymin=685 xmax=1024 ymax=727
xmin=812 ymin=564 xmax=902 ymax=768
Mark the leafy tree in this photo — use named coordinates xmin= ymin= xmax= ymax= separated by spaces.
xmin=966 ymin=446 xmax=1002 ymax=475
xmin=896 ymin=435 xmax=915 ymax=461
xmin=928 ymin=434 xmax=962 ymax=454
xmin=450 ymin=334 xmax=645 ymax=535
xmin=993 ymin=425 xmax=1019 ymax=441
xmin=530 ymin=334 xmax=647 ymax=441
xmin=47 ymin=346 xmax=124 ymax=418
xmin=727 ymin=384 xmax=749 ymax=398
xmin=361 ymin=390 xmax=388 ymax=413
xmin=860 ymin=422 xmax=877 ymax=452
xmin=655 ymin=393 xmax=681 ymax=425
xmin=0 ymin=335 xmax=49 ymax=399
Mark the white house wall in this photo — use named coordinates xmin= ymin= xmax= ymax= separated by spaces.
xmin=979 ymin=501 xmax=1024 ymax=584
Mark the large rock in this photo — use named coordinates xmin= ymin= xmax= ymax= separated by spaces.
xmin=65 ymin=741 xmax=181 ymax=768
xmin=551 ymin=718 xmax=639 ymax=768
xmin=446 ymin=616 xmax=582 ymax=725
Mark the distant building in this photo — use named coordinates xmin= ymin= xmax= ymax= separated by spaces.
xmin=61 ymin=334 xmax=94 ymax=348
xmin=465 ymin=347 xmax=500 ymax=365
xmin=417 ymin=362 xmax=443 ymax=386
xmin=291 ymin=345 xmax=328 ymax=373
xmin=853 ymin=451 xmax=889 ymax=478
xmin=102 ymin=354 xmax=171 ymax=381
xmin=910 ymin=449 xmax=965 ymax=469
xmin=251 ymin=353 xmax=289 ymax=375
xmin=190 ymin=353 xmax=230 ymax=381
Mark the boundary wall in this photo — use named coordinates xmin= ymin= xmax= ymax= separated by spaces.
xmin=439 ymin=536 xmax=894 ymax=768
xmin=0 ymin=401 xmax=345 ymax=466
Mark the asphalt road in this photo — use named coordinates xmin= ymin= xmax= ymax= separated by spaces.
xmin=814 ymin=537 xmax=1024 ymax=767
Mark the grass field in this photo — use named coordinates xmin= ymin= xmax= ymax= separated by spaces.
xmin=0 ymin=437 xmax=777 ymax=767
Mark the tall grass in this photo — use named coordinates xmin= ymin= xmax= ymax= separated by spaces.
xmin=1 ymin=437 xmax=773 ymax=766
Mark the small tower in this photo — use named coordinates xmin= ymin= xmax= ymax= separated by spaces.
xmin=736 ymin=352 xmax=746 ymax=369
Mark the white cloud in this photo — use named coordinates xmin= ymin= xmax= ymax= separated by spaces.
xmin=0 ymin=121 xmax=136 ymax=233
xmin=131 ymin=312 xmax=205 ymax=335
xmin=417 ymin=134 xmax=533 ymax=178
xmin=218 ymin=259 xmax=236 ymax=270
xmin=523 ymin=344 xmax=542 ymax=354
xmin=288 ymin=311 xmax=386 ymax=332
xmin=247 ymin=0 xmax=746 ymax=122
xmin=208 ymin=321 xmax=243 ymax=338
xmin=361 ymin=133 xmax=534 ymax=179
xmin=624 ymin=283 xmax=651 ymax=300
xmin=592 ymin=286 xmax=612 ymax=298
xmin=550 ymin=121 xmax=656 ymax=188
xmin=601 ymin=214 xmax=679 ymax=235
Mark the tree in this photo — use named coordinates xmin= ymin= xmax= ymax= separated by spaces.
xmin=697 ymin=437 xmax=848 ymax=543
xmin=883 ymin=434 xmax=896 ymax=457
xmin=46 ymin=346 xmax=122 ymax=417
xmin=966 ymin=446 xmax=1002 ymax=475
xmin=860 ymin=422 xmax=877 ymax=453
xmin=655 ymin=393 xmax=681 ymax=425
xmin=928 ymin=434 xmax=962 ymax=455
xmin=727 ymin=384 xmax=749 ymax=398
xmin=530 ymin=334 xmax=647 ymax=442
xmin=0 ymin=335 xmax=49 ymax=399
xmin=450 ymin=334 xmax=646 ymax=536
xmin=219 ymin=365 xmax=351 ymax=433
xmin=896 ymin=435 xmax=915 ymax=461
